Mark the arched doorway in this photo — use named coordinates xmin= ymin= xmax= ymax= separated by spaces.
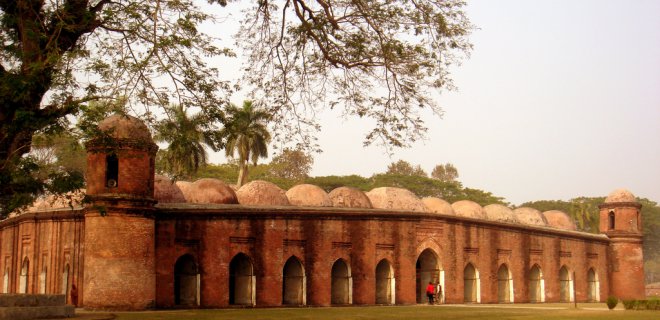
xmin=497 ymin=264 xmax=513 ymax=303
xmin=3 ymin=268 xmax=9 ymax=293
xmin=174 ymin=254 xmax=199 ymax=306
xmin=375 ymin=259 xmax=395 ymax=305
xmin=19 ymin=257 xmax=29 ymax=294
xmin=587 ymin=268 xmax=600 ymax=302
xmin=463 ymin=263 xmax=480 ymax=303
xmin=229 ymin=253 xmax=255 ymax=306
xmin=559 ymin=266 xmax=573 ymax=302
xmin=529 ymin=264 xmax=545 ymax=303
xmin=331 ymin=259 xmax=352 ymax=305
xmin=282 ymin=256 xmax=305 ymax=305
xmin=416 ymin=249 xmax=442 ymax=303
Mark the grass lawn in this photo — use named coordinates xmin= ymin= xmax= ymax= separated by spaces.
xmin=75 ymin=304 xmax=659 ymax=320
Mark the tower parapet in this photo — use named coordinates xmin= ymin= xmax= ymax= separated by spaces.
xmin=599 ymin=189 xmax=645 ymax=300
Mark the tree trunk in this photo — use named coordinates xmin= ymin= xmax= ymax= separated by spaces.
xmin=237 ymin=162 xmax=250 ymax=187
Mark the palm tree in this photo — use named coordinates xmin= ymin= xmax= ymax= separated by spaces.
xmin=154 ymin=104 xmax=215 ymax=178
xmin=218 ymin=100 xmax=271 ymax=187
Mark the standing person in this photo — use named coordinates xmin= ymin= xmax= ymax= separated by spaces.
xmin=437 ymin=283 xmax=443 ymax=304
xmin=426 ymin=282 xmax=435 ymax=305
xmin=70 ymin=284 xmax=78 ymax=307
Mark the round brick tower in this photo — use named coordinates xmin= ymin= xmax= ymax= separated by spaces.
xmin=599 ymin=189 xmax=645 ymax=300
xmin=83 ymin=114 xmax=158 ymax=309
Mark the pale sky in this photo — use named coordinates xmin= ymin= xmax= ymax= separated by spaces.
xmin=205 ymin=0 xmax=660 ymax=205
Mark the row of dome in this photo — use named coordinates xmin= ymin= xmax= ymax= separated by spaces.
xmin=156 ymin=177 xmax=578 ymax=231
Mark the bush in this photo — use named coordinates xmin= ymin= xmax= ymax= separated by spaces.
xmin=606 ymin=296 xmax=618 ymax=310
xmin=622 ymin=299 xmax=636 ymax=310
xmin=648 ymin=299 xmax=660 ymax=310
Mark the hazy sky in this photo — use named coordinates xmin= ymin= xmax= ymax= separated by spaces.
xmin=206 ymin=0 xmax=660 ymax=205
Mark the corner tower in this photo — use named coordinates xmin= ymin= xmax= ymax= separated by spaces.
xmin=599 ymin=189 xmax=645 ymax=300
xmin=83 ymin=114 xmax=158 ymax=309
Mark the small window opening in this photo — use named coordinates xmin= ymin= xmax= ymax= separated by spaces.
xmin=106 ymin=154 xmax=119 ymax=188
xmin=608 ymin=210 xmax=615 ymax=230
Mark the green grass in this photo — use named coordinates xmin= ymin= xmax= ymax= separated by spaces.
xmin=76 ymin=304 xmax=659 ymax=320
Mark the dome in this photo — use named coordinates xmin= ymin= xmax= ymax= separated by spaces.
xmin=604 ymin=189 xmax=636 ymax=203
xmin=328 ymin=187 xmax=373 ymax=209
xmin=422 ymin=197 xmax=454 ymax=215
xmin=175 ymin=181 xmax=194 ymax=202
xmin=366 ymin=187 xmax=427 ymax=212
xmin=188 ymin=178 xmax=238 ymax=204
xmin=26 ymin=189 xmax=86 ymax=212
xmin=451 ymin=200 xmax=486 ymax=219
xmin=154 ymin=175 xmax=186 ymax=203
xmin=286 ymin=184 xmax=332 ymax=207
xmin=543 ymin=210 xmax=577 ymax=231
xmin=236 ymin=180 xmax=290 ymax=206
xmin=98 ymin=114 xmax=153 ymax=143
xmin=484 ymin=204 xmax=517 ymax=223
xmin=513 ymin=207 xmax=548 ymax=227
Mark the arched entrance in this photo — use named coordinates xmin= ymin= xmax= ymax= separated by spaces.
xmin=463 ymin=263 xmax=480 ymax=303
xmin=416 ymin=249 xmax=442 ymax=303
xmin=3 ymin=268 xmax=9 ymax=293
xmin=497 ymin=264 xmax=513 ymax=303
xmin=529 ymin=264 xmax=545 ymax=303
xmin=19 ymin=257 xmax=29 ymax=294
xmin=39 ymin=266 xmax=47 ymax=294
xmin=375 ymin=259 xmax=395 ymax=305
xmin=559 ymin=266 xmax=573 ymax=302
xmin=331 ymin=259 xmax=352 ymax=305
xmin=62 ymin=264 xmax=69 ymax=302
xmin=282 ymin=256 xmax=306 ymax=305
xmin=229 ymin=253 xmax=255 ymax=306
xmin=587 ymin=268 xmax=600 ymax=302
xmin=174 ymin=254 xmax=199 ymax=306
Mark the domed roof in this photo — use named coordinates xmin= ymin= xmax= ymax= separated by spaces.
xmin=484 ymin=204 xmax=517 ymax=223
xmin=175 ymin=181 xmax=194 ymax=202
xmin=604 ymin=189 xmax=636 ymax=203
xmin=451 ymin=200 xmax=486 ymax=219
xmin=422 ymin=197 xmax=455 ymax=215
xmin=542 ymin=210 xmax=577 ymax=231
xmin=286 ymin=184 xmax=332 ymax=207
xmin=187 ymin=178 xmax=238 ymax=204
xmin=154 ymin=175 xmax=186 ymax=203
xmin=98 ymin=114 xmax=153 ymax=143
xmin=366 ymin=187 xmax=427 ymax=212
xmin=236 ymin=180 xmax=290 ymax=206
xmin=513 ymin=207 xmax=548 ymax=227
xmin=25 ymin=189 xmax=86 ymax=212
xmin=328 ymin=187 xmax=373 ymax=209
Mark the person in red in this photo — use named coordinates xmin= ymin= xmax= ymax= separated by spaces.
xmin=426 ymin=282 xmax=435 ymax=305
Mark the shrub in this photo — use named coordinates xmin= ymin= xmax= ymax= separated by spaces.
xmin=648 ymin=299 xmax=660 ymax=310
xmin=622 ymin=299 xmax=636 ymax=310
xmin=606 ymin=296 xmax=618 ymax=310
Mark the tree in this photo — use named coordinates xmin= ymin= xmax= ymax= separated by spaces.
xmin=0 ymin=0 xmax=472 ymax=218
xmin=154 ymin=104 xmax=220 ymax=179
xmin=386 ymin=160 xmax=427 ymax=177
xmin=269 ymin=148 xmax=314 ymax=181
xmin=218 ymin=101 xmax=271 ymax=187
xmin=431 ymin=163 xmax=459 ymax=182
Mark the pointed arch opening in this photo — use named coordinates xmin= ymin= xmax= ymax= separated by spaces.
xmin=587 ymin=268 xmax=600 ymax=302
xmin=559 ymin=266 xmax=573 ymax=302
xmin=174 ymin=254 xmax=200 ymax=306
xmin=62 ymin=264 xmax=70 ymax=300
xmin=376 ymin=259 xmax=395 ymax=305
xmin=229 ymin=253 xmax=256 ymax=306
xmin=19 ymin=257 xmax=29 ymax=294
xmin=497 ymin=264 xmax=514 ymax=303
xmin=463 ymin=263 xmax=480 ymax=303
xmin=416 ymin=249 xmax=442 ymax=303
xmin=529 ymin=264 xmax=545 ymax=303
xmin=331 ymin=259 xmax=352 ymax=305
xmin=282 ymin=256 xmax=306 ymax=306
